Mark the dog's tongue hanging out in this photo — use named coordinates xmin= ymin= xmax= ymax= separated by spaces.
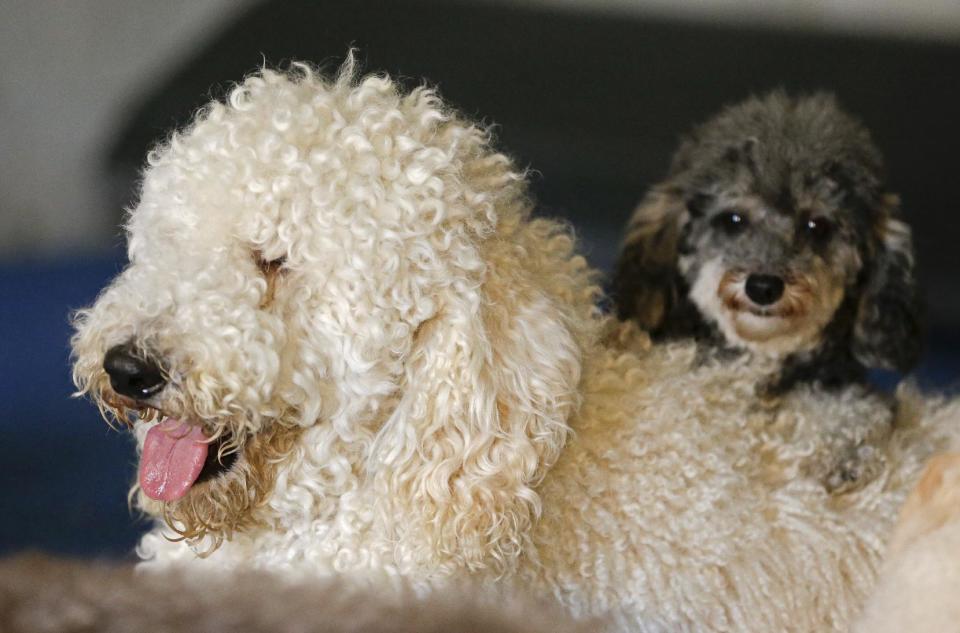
xmin=139 ymin=419 xmax=208 ymax=502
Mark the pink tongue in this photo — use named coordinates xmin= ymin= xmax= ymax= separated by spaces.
xmin=139 ymin=419 xmax=209 ymax=502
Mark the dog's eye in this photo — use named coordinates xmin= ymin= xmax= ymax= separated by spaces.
xmin=712 ymin=210 xmax=749 ymax=235
xmin=254 ymin=252 xmax=286 ymax=275
xmin=804 ymin=217 xmax=834 ymax=242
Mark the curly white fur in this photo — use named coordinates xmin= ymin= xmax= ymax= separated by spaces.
xmin=72 ymin=59 xmax=960 ymax=631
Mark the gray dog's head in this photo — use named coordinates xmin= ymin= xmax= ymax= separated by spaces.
xmin=614 ymin=92 xmax=921 ymax=374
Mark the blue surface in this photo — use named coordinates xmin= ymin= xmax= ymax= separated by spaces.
xmin=1 ymin=255 xmax=957 ymax=558
xmin=0 ymin=255 xmax=148 ymax=559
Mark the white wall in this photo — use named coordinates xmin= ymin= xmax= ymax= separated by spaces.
xmin=0 ymin=0 xmax=253 ymax=259
xmin=509 ymin=0 xmax=960 ymax=42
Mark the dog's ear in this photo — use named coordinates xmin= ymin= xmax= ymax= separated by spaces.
xmin=372 ymin=225 xmax=585 ymax=574
xmin=852 ymin=195 xmax=923 ymax=372
xmin=612 ymin=185 xmax=689 ymax=332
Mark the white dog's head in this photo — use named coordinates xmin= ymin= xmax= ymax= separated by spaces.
xmin=72 ymin=61 xmax=599 ymax=568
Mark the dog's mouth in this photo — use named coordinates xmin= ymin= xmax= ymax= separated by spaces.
xmin=744 ymin=305 xmax=798 ymax=321
xmin=723 ymin=296 xmax=803 ymax=340
xmin=139 ymin=418 xmax=239 ymax=502
xmin=710 ymin=270 xmax=819 ymax=346
xmin=723 ymin=297 xmax=796 ymax=322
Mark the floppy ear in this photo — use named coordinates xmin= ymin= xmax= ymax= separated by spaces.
xmin=852 ymin=195 xmax=923 ymax=372
xmin=372 ymin=235 xmax=583 ymax=574
xmin=612 ymin=185 xmax=688 ymax=332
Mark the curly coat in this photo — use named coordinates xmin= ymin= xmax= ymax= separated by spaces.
xmin=71 ymin=61 xmax=960 ymax=631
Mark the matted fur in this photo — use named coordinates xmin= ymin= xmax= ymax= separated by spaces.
xmin=71 ymin=61 xmax=960 ymax=631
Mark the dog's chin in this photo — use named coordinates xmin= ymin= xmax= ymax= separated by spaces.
xmin=131 ymin=411 xmax=302 ymax=546
xmin=88 ymin=373 xmax=302 ymax=545
xmin=720 ymin=308 xmax=819 ymax=356
xmin=731 ymin=310 xmax=796 ymax=341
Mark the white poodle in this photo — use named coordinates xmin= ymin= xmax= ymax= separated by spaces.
xmin=71 ymin=60 xmax=960 ymax=632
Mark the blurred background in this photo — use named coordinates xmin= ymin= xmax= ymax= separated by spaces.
xmin=2 ymin=0 xmax=959 ymax=559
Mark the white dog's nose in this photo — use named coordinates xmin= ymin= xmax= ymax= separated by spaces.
xmin=103 ymin=345 xmax=166 ymax=400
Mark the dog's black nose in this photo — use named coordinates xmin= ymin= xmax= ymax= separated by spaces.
xmin=103 ymin=345 xmax=166 ymax=400
xmin=744 ymin=274 xmax=785 ymax=306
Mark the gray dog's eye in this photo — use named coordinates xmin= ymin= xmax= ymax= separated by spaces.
xmin=712 ymin=210 xmax=749 ymax=236
xmin=804 ymin=217 xmax=834 ymax=243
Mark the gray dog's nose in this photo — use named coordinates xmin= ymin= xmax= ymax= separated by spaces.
xmin=103 ymin=345 xmax=166 ymax=400
xmin=744 ymin=274 xmax=785 ymax=306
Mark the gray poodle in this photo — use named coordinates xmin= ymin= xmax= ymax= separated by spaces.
xmin=612 ymin=92 xmax=924 ymax=492
xmin=613 ymin=91 xmax=922 ymax=398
